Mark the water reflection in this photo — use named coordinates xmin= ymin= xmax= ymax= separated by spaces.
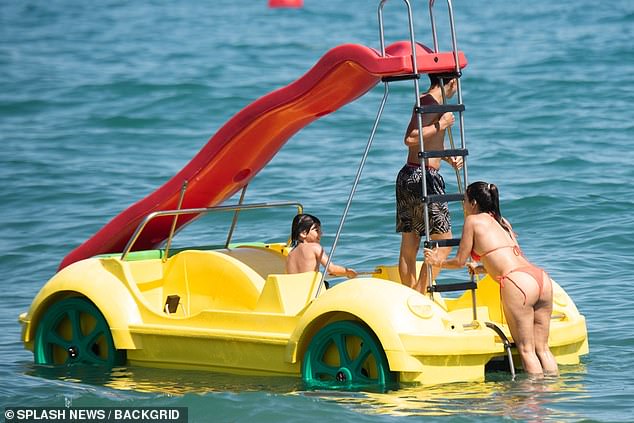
xmin=298 ymin=367 xmax=590 ymax=421
xmin=25 ymin=364 xmax=302 ymax=396
xmin=25 ymin=363 xmax=589 ymax=421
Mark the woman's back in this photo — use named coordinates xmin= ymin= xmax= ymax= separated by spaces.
xmin=470 ymin=213 xmax=529 ymax=277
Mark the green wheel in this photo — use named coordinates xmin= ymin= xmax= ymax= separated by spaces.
xmin=34 ymin=297 xmax=125 ymax=366
xmin=302 ymin=320 xmax=394 ymax=389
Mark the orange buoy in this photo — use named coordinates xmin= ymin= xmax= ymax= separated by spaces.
xmin=268 ymin=0 xmax=303 ymax=8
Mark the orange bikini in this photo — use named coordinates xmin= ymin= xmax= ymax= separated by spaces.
xmin=471 ymin=219 xmax=546 ymax=305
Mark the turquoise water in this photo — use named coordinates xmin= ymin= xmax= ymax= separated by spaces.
xmin=1 ymin=0 xmax=633 ymax=421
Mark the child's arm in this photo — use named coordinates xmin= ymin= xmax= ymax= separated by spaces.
xmin=317 ymin=246 xmax=357 ymax=278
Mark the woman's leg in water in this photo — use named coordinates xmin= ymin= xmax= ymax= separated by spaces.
xmin=501 ymin=273 xmax=544 ymax=376
xmin=533 ymin=274 xmax=558 ymax=375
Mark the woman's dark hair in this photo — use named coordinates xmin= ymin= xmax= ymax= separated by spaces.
xmin=466 ymin=181 xmax=511 ymax=234
xmin=290 ymin=213 xmax=321 ymax=246
xmin=429 ymin=74 xmax=455 ymax=88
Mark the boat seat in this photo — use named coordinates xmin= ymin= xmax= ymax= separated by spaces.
xmin=161 ymin=250 xmax=266 ymax=314
xmin=255 ymin=272 xmax=322 ymax=315
xmin=218 ymin=245 xmax=287 ymax=279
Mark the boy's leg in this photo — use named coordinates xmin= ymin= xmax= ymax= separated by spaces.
xmin=399 ymin=232 xmax=420 ymax=289
xmin=416 ymin=230 xmax=452 ymax=293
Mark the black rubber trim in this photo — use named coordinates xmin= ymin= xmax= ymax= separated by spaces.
xmin=415 ymin=104 xmax=465 ymax=114
xmin=430 ymin=71 xmax=462 ymax=79
xmin=418 ymin=148 xmax=468 ymax=159
xmin=382 ymin=73 xmax=420 ymax=82
xmin=424 ymin=193 xmax=464 ymax=203
xmin=428 ymin=281 xmax=477 ymax=293
xmin=424 ymin=238 xmax=461 ymax=248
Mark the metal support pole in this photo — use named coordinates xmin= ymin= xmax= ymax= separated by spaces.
xmin=317 ymin=83 xmax=390 ymax=297
xmin=163 ymin=180 xmax=188 ymax=262
xmin=225 ymin=185 xmax=248 ymax=248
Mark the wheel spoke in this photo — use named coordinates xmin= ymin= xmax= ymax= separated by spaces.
xmin=84 ymin=325 xmax=105 ymax=348
xmin=80 ymin=333 xmax=107 ymax=364
xmin=48 ymin=331 xmax=71 ymax=350
xmin=68 ymin=309 xmax=83 ymax=343
xmin=83 ymin=345 xmax=107 ymax=364
xmin=350 ymin=343 xmax=373 ymax=377
xmin=313 ymin=360 xmax=337 ymax=377
xmin=332 ymin=333 xmax=351 ymax=366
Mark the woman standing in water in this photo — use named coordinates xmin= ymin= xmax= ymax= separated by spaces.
xmin=424 ymin=181 xmax=558 ymax=377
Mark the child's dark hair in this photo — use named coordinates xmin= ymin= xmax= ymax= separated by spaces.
xmin=466 ymin=181 xmax=511 ymax=234
xmin=290 ymin=213 xmax=321 ymax=246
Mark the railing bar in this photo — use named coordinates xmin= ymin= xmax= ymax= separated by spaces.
xmin=121 ymin=201 xmax=303 ymax=261
xmin=163 ymin=180 xmax=188 ymax=262
xmin=225 ymin=185 xmax=248 ymax=248
xmin=317 ymin=82 xmax=390 ymax=297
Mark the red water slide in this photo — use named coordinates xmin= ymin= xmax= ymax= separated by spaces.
xmin=59 ymin=41 xmax=467 ymax=270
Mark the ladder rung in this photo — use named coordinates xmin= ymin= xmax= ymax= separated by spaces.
xmin=428 ymin=281 xmax=477 ymax=293
xmin=430 ymin=71 xmax=462 ymax=80
xmin=419 ymin=148 xmax=468 ymax=159
xmin=415 ymin=104 xmax=465 ymax=114
xmin=424 ymin=193 xmax=464 ymax=203
xmin=424 ymin=238 xmax=461 ymax=248
xmin=382 ymin=73 xmax=420 ymax=82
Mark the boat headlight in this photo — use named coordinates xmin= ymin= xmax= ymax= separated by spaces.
xmin=407 ymin=296 xmax=434 ymax=319
xmin=553 ymin=292 xmax=568 ymax=307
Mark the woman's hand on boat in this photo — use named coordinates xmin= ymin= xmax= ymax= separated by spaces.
xmin=467 ymin=262 xmax=485 ymax=275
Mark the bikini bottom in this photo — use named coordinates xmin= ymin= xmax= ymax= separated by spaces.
xmin=497 ymin=264 xmax=546 ymax=305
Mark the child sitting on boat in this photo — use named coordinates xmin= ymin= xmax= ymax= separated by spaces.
xmin=286 ymin=213 xmax=357 ymax=279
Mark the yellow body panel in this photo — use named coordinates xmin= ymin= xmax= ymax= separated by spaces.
xmin=20 ymin=246 xmax=588 ymax=386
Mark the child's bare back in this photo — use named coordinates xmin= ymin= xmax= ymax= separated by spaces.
xmin=286 ymin=242 xmax=323 ymax=274
xmin=285 ymin=213 xmax=357 ymax=279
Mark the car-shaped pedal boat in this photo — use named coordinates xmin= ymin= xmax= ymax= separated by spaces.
xmin=19 ymin=201 xmax=588 ymax=388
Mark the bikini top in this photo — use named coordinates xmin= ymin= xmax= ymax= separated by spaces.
xmin=471 ymin=244 xmax=522 ymax=262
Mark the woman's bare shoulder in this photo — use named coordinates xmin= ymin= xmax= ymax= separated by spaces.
xmin=465 ymin=213 xmax=488 ymax=225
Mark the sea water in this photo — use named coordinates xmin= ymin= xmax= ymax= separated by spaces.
xmin=1 ymin=0 xmax=633 ymax=421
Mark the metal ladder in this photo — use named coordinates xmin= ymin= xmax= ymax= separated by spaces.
xmin=320 ymin=0 xmax=516 ymax=377
xmin=380 ymin=0 xmax=473 ymax=298
xmin=320 ymin=0 xmax=470 ymax=296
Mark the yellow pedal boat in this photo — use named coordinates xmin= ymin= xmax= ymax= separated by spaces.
xmin=19 ymin=1 xmax=588 ymax=389
xmin=19 ymin=202 xmax=588 ymax=389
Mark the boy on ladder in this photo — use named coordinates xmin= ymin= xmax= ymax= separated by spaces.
xmin=396 ymin=75 xmax=462 ymax=294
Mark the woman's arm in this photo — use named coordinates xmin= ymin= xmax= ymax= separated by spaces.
xmin=467 ymin=262 xmax=487 ymax=275
xmin=424 ymin=215 xmax=475 ymax=269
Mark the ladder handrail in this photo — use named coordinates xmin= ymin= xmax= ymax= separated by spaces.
xmin=378 ymin=1 xmax=432 ymax=280
xmin=430 ymin=0 xmax=468 ymax=184
xmin=426 ymin=0 xmax=473 ymax=316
